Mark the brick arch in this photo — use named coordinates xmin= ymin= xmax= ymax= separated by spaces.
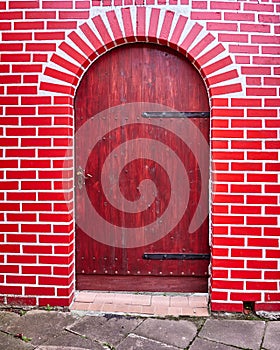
xmin=37 ymin=6 xmax=244 ymax=305
xmin=40 ymin=7 xmax=243 ymax=99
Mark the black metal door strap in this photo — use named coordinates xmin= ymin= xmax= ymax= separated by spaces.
xmin=142 ymin=112 xmax=210 ymax=118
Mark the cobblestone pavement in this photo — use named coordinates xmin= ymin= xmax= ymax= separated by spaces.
xmin=0 ymin=309 xmax=279 ymax=350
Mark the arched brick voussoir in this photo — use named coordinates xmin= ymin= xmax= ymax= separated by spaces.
xmin=206 ymin=69 xmax=239 ymax=87
xmin=68 ymin=31 xmax=98 ymax=62
xmin=157 ymin=10 xmax=175 ymax=46
xmin=76 ymin=12 xmax=125 ymax=58
xmin=79 ymin=22 xmax=106 ymax=55
xmin=203 ymin=56 xmax=234 ymax=77
xmin=148 ymin=8 xmax=161 ymax=43
xmin=121 ymin=7 xmax=135 ymax=43
xmin=44 ymin=67 xmax=79 ymax=86
xmin=179 ymin=23 xmax=204 ymax=55
xmin=210 ymin=82 xmax=243 ymax=96
xmin=106 ymin=10 xmax=126 ymax=45
xmin=59 ymin=42 xmax=91 ymax=70
xmin=40 ymin=81 xmax=75 ymax=96
xmin=136 ymin=7 xmax=146 ymax=41
xmin=92 ymin=15 xmax=116 ymax=50
xmin=168 ymin=15 xmax=189 ymax=51
xmin=195 ymin=43 xmax=225 ymax=68
xmin=51 ymin=54 xmax=84 ymax=77
xmin=188 ymin=33 xmax=215 ymax=62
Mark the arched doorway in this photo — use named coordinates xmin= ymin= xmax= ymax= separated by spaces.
xmin=74 ymin=43 xmax=210 ymax=292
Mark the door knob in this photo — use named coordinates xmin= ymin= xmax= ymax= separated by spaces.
xmin=76 ymin=166 xmax=92 ymax=189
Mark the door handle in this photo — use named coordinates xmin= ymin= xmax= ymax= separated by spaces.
xmin=76 ymin=166 xmax=92 ymax=189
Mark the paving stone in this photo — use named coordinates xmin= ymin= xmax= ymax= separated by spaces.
xmin=190 ymin=337 xmax=238 ymax=350
xmin=0 ymin=331 xmax=35 ymax=350
xmin=0 ymin=311 xmax=21 ymax=332
xmin=6 ymin=310 xmax=78 ymax=346
xmin=71 ymin=303 xmax=90 ymax=311
xmin=113 ymin=293 xmax=133 ymax=305
xmin=154 ymin=306 xmax=169 ymax=316
xmin=151 ymin=295 xmax=170 ymax=307
xmin=68 ymin=315 xmax=142 ymax=347
xmin=193 ymin=308 xmax=210 ymax=317
xmin=262 ymin=321 xmax=280 ymax=350
xmin=75 ymin=291 xmax=97 ymax=303
xmin=199 ymin=319 xmax=266 ymax=350
xmin=169 ymin=295 xmax=189 ymax=307
xmin=131 ymin=294 xmax=151 ymax=306
xmin=117 ymin=334 xmax=180 ymax=350
xmin=134 ymin=318 xmax=197 ymax=349
xmin=189 ymin=294 xmax=208 ymax=308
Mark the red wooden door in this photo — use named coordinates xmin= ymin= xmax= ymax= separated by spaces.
xmin=75 ymin=44 xmax=210 ymax=292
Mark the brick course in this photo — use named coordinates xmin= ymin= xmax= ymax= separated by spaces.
xmin=0 ymin=0 xmax=279 ymax=312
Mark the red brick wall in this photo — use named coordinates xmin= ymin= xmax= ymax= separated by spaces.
xmin=0 ymin=0 xmax=279 ymax=311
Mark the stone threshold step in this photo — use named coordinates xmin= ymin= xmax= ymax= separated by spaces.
xmin=70 ymin=291 xmax=209 ymax=317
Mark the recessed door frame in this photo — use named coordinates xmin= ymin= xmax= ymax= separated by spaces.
xmin=74 ymin=42 xmax=211 ymax=293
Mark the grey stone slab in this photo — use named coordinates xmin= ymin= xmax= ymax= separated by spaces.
xmin=190 ymin=337 xmax=239 ymax=350
xmin=38 ymin=330 xmax=104 ymax=350
xmin=134 ymin=318 xmax=197 ymax=349
xmin=68 ymin=315 xmax=142 ymax=347
xmin=6 ymin=310 xmax=78 ymax=346
xmin=117 ymin=334 xmax=180 ymax=350
xmin=199 ymin=319 xmax=266 ymax=350
xmin=0 ymin=331 xmax=35 ymax=350
xmin=0 ymin=311 xmax=20 ymax=331
xmin=262 ymin=322 xmax=280 ymax=350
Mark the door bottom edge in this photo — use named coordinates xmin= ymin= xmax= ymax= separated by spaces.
xmin=76 ymin=274 xmax=209 ymax=293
